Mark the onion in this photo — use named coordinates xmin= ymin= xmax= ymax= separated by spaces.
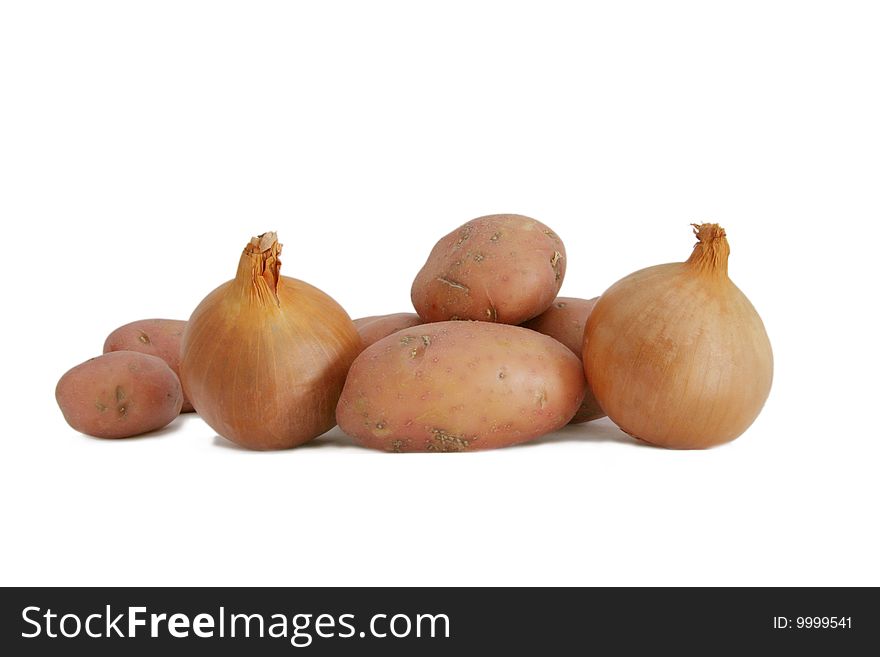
xmin=180 ymin=232 xmax=362 ymax=450
xmin=583 ymin=224 xmax=772 ymax=449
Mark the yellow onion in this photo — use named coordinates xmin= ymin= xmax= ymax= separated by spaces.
xmin=583 ymin=224 xmax=772 ymax=449
xmin=180 ymin=232 xmax=361 ymax=450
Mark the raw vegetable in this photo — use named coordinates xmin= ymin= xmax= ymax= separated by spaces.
xmin=337 ymin=321 xmax=585 ymax=452
xmin=522 ymin=297 xmax=605 ymax=424
xmin=103 ymin=318 xmax=193 ymax=412
xmin=56 ymin=351 xmax=183 ymax=438
xmin=411 ymin=214 xmax=566 ymax=324
xmin=583 ymin=224 xmax=773 ymax=449
xmin=180 ymin=232 xmax=361 ymax=450
xmin=354 ymin=313 xmax=422 ymax=349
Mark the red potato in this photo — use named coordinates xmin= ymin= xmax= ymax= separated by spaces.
xmin=354 ymin=313 xmax=423 ymax=349
xmin=56 ymin=351 xmax=183 ymax=438
xmin=411 ymin=214 xmax=566 ymax=325
xmin=522 ymin=297 xmax=605 ymax=424
xmin=103 ymin=318 xmax=193 ymax=412
xmin=336 ymin=321 xmax=585 ymax=452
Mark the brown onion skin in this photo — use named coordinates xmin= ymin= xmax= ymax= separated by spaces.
xmin=354 ymin=313 xmax=423 ymax=349
xmin=103 ymin=318 xmax=194 ymax=412
xmin=583 ymin=225 xmax=773 ymax=449
xmin=180 ymin=235 xmax=362 ymax=451
xmin=522 ymin=297 xmax=605 ymax=424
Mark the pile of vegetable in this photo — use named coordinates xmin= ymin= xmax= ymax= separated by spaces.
xmin=55 ymin=215 xmax=773 ymax=451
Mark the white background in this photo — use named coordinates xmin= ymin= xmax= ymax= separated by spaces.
xmin=1 ymin=1 xmax=878 ymax=586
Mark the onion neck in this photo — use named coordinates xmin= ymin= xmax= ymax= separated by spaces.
xmin=234 ymin=232 xmax=282 ymax=307
xmin=685 ymin=223 xmax=730 ymax=277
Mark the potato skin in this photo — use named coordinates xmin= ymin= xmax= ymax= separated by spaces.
xmin=56 ymin=351 xmax=183 ymax=438
xmin=336 ymin=321 xmax=585 ymax=452
xmin=103 ymin=318 xmax=193 ymax=412
xmin=522 ymin=297 xmax=605 ymax=424
xmin=354 ymin=313 xmax=423 ymax=349
xmin=411 ymin=214 xmax=566 ymax=325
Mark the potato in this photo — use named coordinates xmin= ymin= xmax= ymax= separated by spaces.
xmin=56 ymin=351 xmax=183 ymax=438
xmin=103 ymin=318 xmax=193 ymax=412
xmin=336 ymin=321 xmax=585 ymax=452
xmin=522 ymin=297 xmax=606 ymax=424
xmin=411 ymin=214 xmax=566 ymax=325
xmin=354 ymin=313 xmax=423 ymax=349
